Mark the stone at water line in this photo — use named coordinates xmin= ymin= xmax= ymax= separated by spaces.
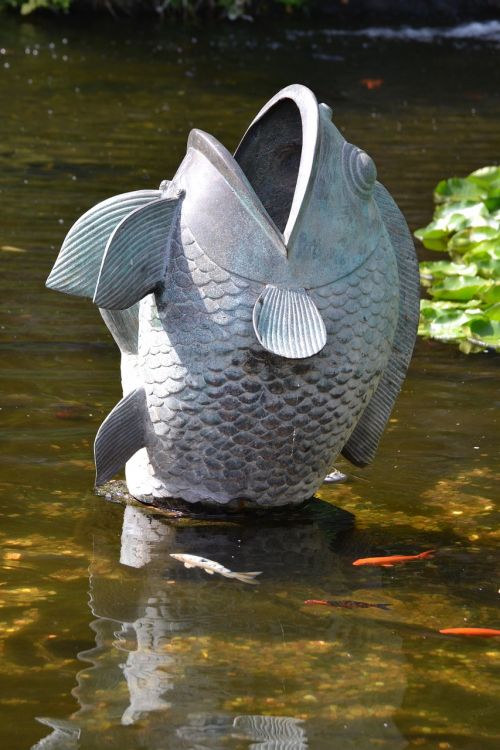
xmin=46 ymin=84 xmax=419 ymax=510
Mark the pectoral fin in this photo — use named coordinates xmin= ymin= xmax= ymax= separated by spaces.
xmin=94 ymin=387 xmax=147 ymax=485
xmin=46 ymin=189 xmax=162 ymax=298
xmin=93 ymin=194 xmax=182 ymax=310
xmin=253 ymin=285 xmax=327 ymax=359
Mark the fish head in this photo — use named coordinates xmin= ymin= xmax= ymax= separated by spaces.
xmin=234 ymin=84 xmax=387 ymax=288
xmin=169 ymin=553 xmax=187 ymax=562
xmin=169 ymin=85 xmax=391 ymax=291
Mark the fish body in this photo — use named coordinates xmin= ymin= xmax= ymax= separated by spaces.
xmin=439 ymin=627 xmax=500 ymax=637
xmin=46 ymin=84 xmax=419 ymax=508
xmin=352 ymin=550 xmax=436 ymax=567
xmin=170 ymin=553 xmax=262 ymax=585
xmin=304 ymin=599 xmax=390 ymax=610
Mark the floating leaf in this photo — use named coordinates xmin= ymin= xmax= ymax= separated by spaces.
xmin=485 ymin=196 xmax=500 ymax=213
xmin=480 ymin=283 xmax=500 ymax=304
xmin=414 ymin=223 xmax=450 ymax=251
xmin=474 ymin=258 xmax=500 ymax=279
xmin=463 ymin=239 xmax=500 ymax=262
xmin=429 ymin=275 xmax=491 ymax=301
xmin=434 ymin=200 xmax=495 ymax=232
xmin=448 ymin=227 xmax=500 ymax=254
xmin=434 ymin=177 xmax=486 ymax=203
xmin=467 ymin=165 xmax=500 ymax=191
xmin=416 ymin=165 xmax=500 ymax=354
xmin=467 ymin=318 xmax=500 ymax=349
xmin=419 ymin=261 xmax=477 ymax=285
xmin=418 ymin=306 xmax=482 ymax=343
xmin=484 ymin=303 xmax=500 ymax=321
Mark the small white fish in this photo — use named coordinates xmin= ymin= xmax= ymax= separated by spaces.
xmin=170 ymin=553 xmax=262 ymax=585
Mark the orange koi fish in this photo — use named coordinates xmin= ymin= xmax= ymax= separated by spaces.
xmin=439 ymin=627 xmax=500 ymax=637
xmin=352 ymin=550 xmax=435 ymax=567
xmin=304 ymin=599 xmax=390 ymax=610
xmin=360 ymin=78 xmax=383 ymax=90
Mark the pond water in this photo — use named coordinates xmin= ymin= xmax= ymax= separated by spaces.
xmin=0 ymin=14 xmax=499 ymax=750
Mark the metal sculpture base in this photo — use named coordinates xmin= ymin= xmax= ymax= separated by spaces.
xmin=95 ymin=480 xmax=355 ymax=526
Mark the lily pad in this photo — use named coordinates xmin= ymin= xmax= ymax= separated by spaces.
xmin=434 ymin=177 xmax=486 ymax=203
xmin=467 ymin=165 xmax=500 ymax=191
xmin=433 ymin=200 xmax=494 ymax=232
xmin=415 ymin=166 xmax=500 ymax=354
xmin=480 ymin=283 xmax=500 ymax=304
xmin=428 ymin=275 xmax=491 ymax=301
xmin=419 ymin=261 xmax=477 ymax=285
xmin=467 ymin=318 xmax=500 ymax=349
xmin=448 ymin=227 xmax=500 ymax=255
xmin=484 ymin=303 xmax=500 ymax=321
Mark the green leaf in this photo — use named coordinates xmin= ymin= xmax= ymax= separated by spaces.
xmin=485 ymin=196 xmax=500 ymax=213
xmin=463 ymin=240 xmax=500 ymax=263
xmin=467 ymin=165 xmax=500 ymax=192
xmin=475 ymin=258 xmax=500 ymax=279
xmin=419 ymin=261 xmax=478 ymax=283
xmin=418 ymin=302 xmax=483 ymax=342
xmin=480 ymin=283 xmax=500 ymax=304
xmin=414 ymin=222 xmax=450 ymax=252
xmin=484 ymin=303 xmax=500 ymax=321
xmin=417 ymin=165 xmax=500 ymax=353
xmin=434 ymin=177 xmax=486 ymax=203
xmin=434 ymin=200 xmax=496 ymax=232
xmin=467 ymin=318 xmax=500 ymax=348
xmin=448 ymin=226 xmax=500 ymax=254
xmin=428 ymin=275 xmax=491 ymax=301
xmin=420 ymin=298 xmax=481 ymax=312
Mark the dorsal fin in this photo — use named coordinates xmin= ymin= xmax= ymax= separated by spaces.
xmin=341 ymin=183 xmax=420 ymax=466
xmin=46 ymin=190 xmax=161 ymax=298
xmin=253 ymin=285 xmax=327 ymax=359
xmin=94 ymin=387 xmax=148 ymax=485
xmin=93 ymin=195 xmax=182 ymax=310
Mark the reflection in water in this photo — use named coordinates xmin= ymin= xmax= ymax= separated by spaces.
xmin=33 ymin=502 xmax=408 ymax=749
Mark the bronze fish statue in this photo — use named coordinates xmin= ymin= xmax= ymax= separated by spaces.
xmin=46 ymin=84 xmax=419 ymax=509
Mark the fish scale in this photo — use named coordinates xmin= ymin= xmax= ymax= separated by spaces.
xmin=122 ymin=221 xmax=399 ymax=506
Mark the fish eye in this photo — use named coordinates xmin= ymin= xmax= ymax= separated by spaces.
xmin=343 ymin=142 xmax=377 ymax=199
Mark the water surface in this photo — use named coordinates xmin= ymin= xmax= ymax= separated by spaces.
xmin=0 ymin=15 xmax=499 ymax=750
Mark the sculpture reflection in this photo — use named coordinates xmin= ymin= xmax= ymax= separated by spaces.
xmin=33 ymin=500 xmax=408 ymax=749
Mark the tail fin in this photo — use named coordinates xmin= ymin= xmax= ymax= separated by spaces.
xmin=376 ymin=603 xmax=392 ymax=611
xmin=46 ymin=190 xmax=161 ymax=299
xmin=46 ymin=185 xmax=182 ymax=311
xmin=230 ymin=571 xmax=262 ymax=585
xmin=418 ymin=549 xmax=436 ymax=559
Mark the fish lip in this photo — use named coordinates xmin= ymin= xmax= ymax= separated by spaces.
xmin=234 ymin=83 xmax=320 ymax=246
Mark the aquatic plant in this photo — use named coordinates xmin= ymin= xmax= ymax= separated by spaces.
xmin=0 ymin=0 xmax=307 ymax=18
xmin=2 ymin=0 xmax=70 ymax=13
xmin=415 ymin=166 xmax=500 ymax=354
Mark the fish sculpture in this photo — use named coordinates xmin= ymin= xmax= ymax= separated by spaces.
xmin=352 ymin=550 xmax=435 ymax=567
xmin=304 ymin=599 xmax=391 ymax=610
xmin=46 ymin=84 xmax=419 ymax=509
xmin=170 ymin=553 xmax=262 ymax=585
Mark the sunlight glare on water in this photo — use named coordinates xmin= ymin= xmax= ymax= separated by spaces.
xmin=0 ymin=14 xmax=499 ymax=750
